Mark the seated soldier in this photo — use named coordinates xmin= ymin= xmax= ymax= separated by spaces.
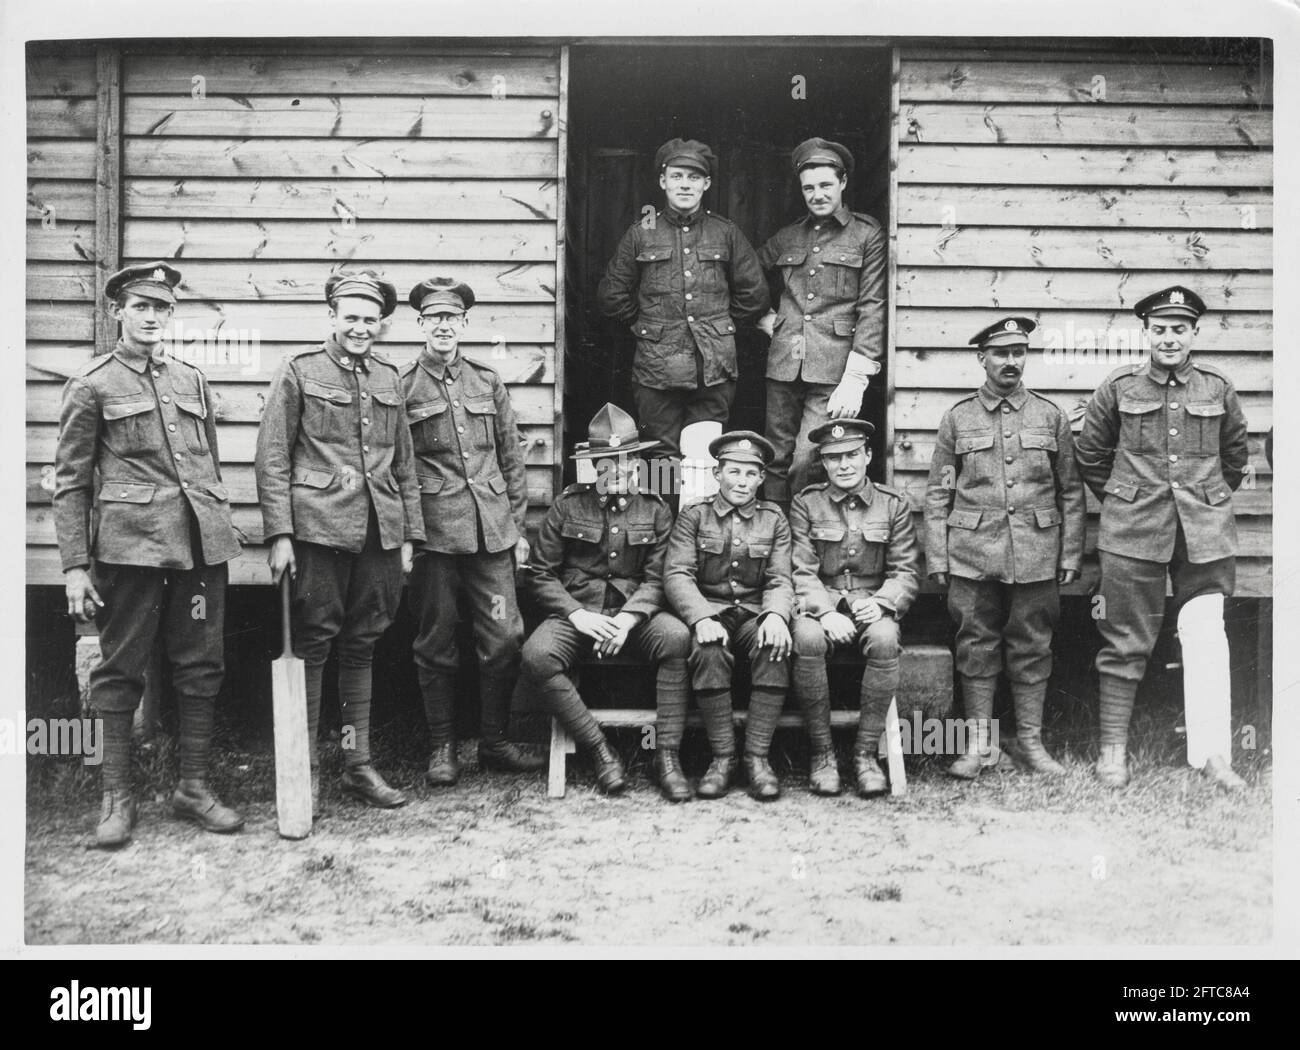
xmin=789 ymin=419 xmax=920 ymax=797
xmin=515 ymin=405 xmax=690 ymax=796
xmin=664 ymin=431 xmax=794 ymax=801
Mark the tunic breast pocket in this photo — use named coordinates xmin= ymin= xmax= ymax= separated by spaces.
xmin=101 ymin=397 xmax=158 ymax=455
xmin=858 ymin=525 xmax=890 ymax=575
xmin=954 ymin=431 xmax=995 ymax=483
xmin=302 ymin=378 xmax=354 ymax=444
xmin=824 ymin=249 xmax=864 ymax=298
xmin=697 ymin=243 xmax=731 ymax=293
xmin=368 ymin=388 xmax=402 ymax=448
xmin=1185 ymin=401 xmax=1225 ymax=455
xmin=635 ymin=247 xmax=673 ymax=295
xmin=809 ymin=523 xmax=847 ymax=573
xmin=172 ymin=393 xmax=209 ymax=455
xmin=1118 ymin=396 xmax=1162 ymax=455
xmin=1018 ymin=429 xmax=1057 ymax=482
xmin=405 ymin=400 xmax=448 ymax=455
xmin=464 ymin=396 xmax=498 ymax=451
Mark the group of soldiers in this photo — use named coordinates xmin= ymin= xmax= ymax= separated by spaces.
xmin=54 ymin=135 xmax=1252 ymax=849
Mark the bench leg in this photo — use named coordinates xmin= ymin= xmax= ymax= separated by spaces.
xmin=547 ymin=718 xmax=577 ymax=799
xmin=884 ymin=697 xmax=908 ymax=796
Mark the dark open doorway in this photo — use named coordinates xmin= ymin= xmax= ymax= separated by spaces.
xmin=564 ymin=44 xmax=894 ymax=487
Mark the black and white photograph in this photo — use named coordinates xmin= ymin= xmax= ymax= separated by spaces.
xmin=3 ymin=0 xmax=1296 ymax=967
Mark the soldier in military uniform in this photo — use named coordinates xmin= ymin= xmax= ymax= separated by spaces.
xmin=516 ymin=404 xmax=691 ymax=797
xmin=790 ymin=418 xmax=920 ymax=797
xmin=925 ymin=317 xmax=1086 ymax=778
xmin=401 ymin=277 xmax=544 ymax=785
xmin=256 ymin=270 xmax=423 ymax=812
xmin=57 ymin=262 xmax=245 ymax=847
xmin=596 ymin=138 xmax=769 ymax=461
xmin=1075 ymin=286 xmax=1250 ymax=791
xmin=756 ymin=138 xmax=886 ymax=506
xmin=664 ymin=432 xmax=794 ymax=800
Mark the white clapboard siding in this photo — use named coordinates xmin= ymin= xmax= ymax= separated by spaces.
xmin=26 ymin=45 xmax=565 ymax=585
xmin=892 ymin=48 xmax=1273 ymax=596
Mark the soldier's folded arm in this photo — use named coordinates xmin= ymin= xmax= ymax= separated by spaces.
xmin=521 ymin=500 xmax=584 ymax=619
xmin=875 ymin=495 xmax=921 ymax=616
xmin=923 ymin=410 xmax=959 ymax=578
xmin=253 ymin=359 xmax=304 ymax=542
xmin=788 ymin=495 xmax=834 ymax=619
xmin=53 ymin=377 xmax=100 ymax=572
xmin=1073 ymin=379 xmax=1119 ymax=500
xmin=726 ymin=226 xmax=771 ymax=326
xmin=595 ymin=226 xmax=640 ymax=324
xmin=620 ymin=499 xmax=674 ymax=620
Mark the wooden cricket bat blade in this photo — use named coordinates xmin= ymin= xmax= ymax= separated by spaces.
xmin=271 ymin=654 xmax=313 ymax=839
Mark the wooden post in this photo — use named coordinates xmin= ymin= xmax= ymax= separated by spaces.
xmin=547 ymin=718 xmax=576 ymax=799
xmin=552 ymin=45 xmax=569 ymax=510
xmin=884 ymin=46 xmax=900 ymax=488
xmin=93 ymin=44 xmax=122 ymax=356
xmin=884 ymin=697 xmax=908 ymax=796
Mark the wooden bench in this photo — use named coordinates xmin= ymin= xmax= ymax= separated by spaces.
xmin=545 ymin=643 xmax=953 ymax=798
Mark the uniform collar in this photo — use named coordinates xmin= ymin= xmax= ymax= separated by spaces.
xmin=711 ymin=493 xmax=757 ymax=519
xmin=803 ymin=205 xmax=852 ymax=229
xmin=419 ymin=347 xmax=461 ymax=381
xmin=977 ymin=381 xmax=1028 ymax=412
xmin=662 ymin=205 xmax=703 ymax=228
xmin=1140 ymin=356 xmax=1196 ymax=385
xmin=324 ymin=335 xmax=371 ymax=372
xmin=113 ymin=340 xmax=164 ymax=374
xmin=829 ymin=480 xmax=873 ymax=505
xmin=597 ymin=491 xmax=631 ymax=510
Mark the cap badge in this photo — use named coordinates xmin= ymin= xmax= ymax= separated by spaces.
xmin=608 ymin=434 xmax=621 ymax=448
xmin=738 ymin=439 xmax=752 ymax=450
xmin=152 ymin=268 xmax=167 ymax=282
xmin=1170 ymin=290 xmax=1185 ymax=304
xmin=831 ymin=425 xmax=844 ymax=439
xmin=1004 ymin=319 xmax=1018 ymax=331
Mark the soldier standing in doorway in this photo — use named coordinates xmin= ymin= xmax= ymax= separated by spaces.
xmin=401 ymin=277 xmax=544 ymax=785
xmin=1075 ymin=286 xmax=1250 ymax=791
xmin=58 ymin=262 xmax=245 ymax=847
xmin=256 ymin=270 xmax=423 ymax=813
xmin=757 ymin=138 xmax=886 ymax=508
xmin=597 ymin=138 xmax=769 ymax=462
xmin=925 ymin=317 xmax=1086 ymax=778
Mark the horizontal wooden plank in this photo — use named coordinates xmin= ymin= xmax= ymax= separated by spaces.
xmin=124 ymin=54 xmax=559 ymax=97
xmin=27 ymin=422 xmax=557 ymax=464
xmin=26 ymin=263 xmax=96 ymax=302
xmin=26 ymin=221 xmax=98 ymax=263
xmin=27 ymin=340 xmax=555 ymax=385
xmin=895 ymin=268 xmax=1274 ymax=311
xmin=125 ymin=138 xmax=558 ymax=178
xmin=898 ymin=226 xmax=1273 ymax=271
xmin=894 ymin=349 xmax=1272 ymax=393
xmin=28 ymin=300 xmax=556 ymax=344
xmin=26 ymin=140 xmax=95 ymax=180
xmin=26 ymin=55 xmax=97 ymax=98
xmin=898 ymin=145 xmax=1272 ymax=187
xmin=896 ymin=308 xmax=1271 ymax=352
xmin=897 ymin=45 xmax=1269 ymax=65
xmin=26 ymin=180 xmax=97 ymax=224
xmin=26 ymin=378 xmax=556 ymax=426
xmin=26 ymin=97 xmax=98 ymax=138
xmin=121 ymin=220 xmax=557 ymax=261
xmin=124 ymin=177 xmax=557 ymax=221
xmin=892 ymin=389 xmax=1273 ymax=433
xmin=124 ymin=95 xmax=560 ymax=139
xmin=134 ymin=261 xmax=555 ymax=304
xmin=25 ymin=463 xmax=555 ymax=512
xmin=896 ymin=185 xmax=1273 ymax=230
xmin=899 ymin=61 xmax=1270 ymax=105
xmin=899 ymin=104 xmax=1272 ymax=147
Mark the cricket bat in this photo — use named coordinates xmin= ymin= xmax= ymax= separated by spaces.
xmin=271 ymin=574 xmax=312 ymax=839
xmin=884 ymin=697 xmax=908 ymax=796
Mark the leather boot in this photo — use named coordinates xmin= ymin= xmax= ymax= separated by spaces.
xmin=95 ymin=790 xmax=137 ymax=849
xmin=478 ymin=739 xmax=546 ymax=773
xmin=1201 ymin=754 xmax=1246 ymax=792
xmin=743 ymin=754 xmax=780 ymax=801
xmin=808 ymin=748 xmax=841 ymax=796
xmin=425 ymin=742 xmax=460 ymax=786
xmin=853 ymin=751 xmax=889 ymax=797
xmin=173 ymin=779 xmax=245 ymax=833
xmin=1011 ymin=681 xmax=1066 ymax=775
xmin=340 ymin=764 xmax=409 ymax=808
xmin=1095 ymin=743 xmax=1130 ymax=789
xmin=656 ymin=748 xmax=692 ymax=802
xmin=949 ymin=722 xmax=999 ymax=779
xmin=696 ymin=755 xmax=735 ymax=799
xmin=589 ymin=738 xmax=627 ymax=794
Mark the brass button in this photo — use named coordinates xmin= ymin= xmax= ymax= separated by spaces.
xmin=462 ymin=452 xmax=469 ymax=459
xmin=809 ymin=269 xmax=817 ymax=276
xmin=1169 ymin=455 xmax=1178 ymax=463
xmin=365 ymin=470 xmax=372 ymax=478
xmin=152 ymin=370 xmax=161 ymax=378
xmin=1005 ymin=456 xmax=1013 ymax=463
xmin=682 ymin=226 xmax=690 ymax=233
xmin=362 ymin=444 xmax=370 ymax=452
xmin=453 ymin=400 xmax=460 ymax=407
xmin=684 ymin=270 xmax=692 ymax=277
xmin=1006 ymin=479 xmax=1014 ymax=486
xmin=362 ymin=417 xmax=370 ymax=425
xmin=161 ymin=395 xmax=170 ymax=403
xmin=731 ymin=560 xmax=739 ymax=567
xmin=685 ymin=293 xmax=693 ymax=301
xmin=610 ymin=526 xmax=619 ymax=534
xmin=168 ymin=423 xmax=176 ymax=432
xmin=1170 ymin=402 xmax=1179 ymax=410
xmin=180 ymin=481 xmax=188 ymax=488
xmin=610 ymin=552 xmax=618 ymax=559
xmin=1172 ymin=481 xmax=1181 ymax=489
xmin=1008 ymin=507 xmax=1016 ymax=514
xmin=687 ymin=315 xmax=695 ymax=322
xmin=812 ymin=246 xmax=821 ymax=253
xmin=848 ymin=548 xmax=857 ymax=555
xmin=457 ymin=426 xmax=465 ymax=433
xmin=683 ymin=248 xmax=691 ymax=254
xmin=1004 ymin=430 xmax=1012 ymax=438
xmin=804 ymin=314 xmax=812 ymax=320
xmin=173 ymin=451 xmax=182 ymax=460
xmin=806 ymin=293 xmax=815 ymax=300
xmin=1169 ymin=428 xmax=1178 ymax=436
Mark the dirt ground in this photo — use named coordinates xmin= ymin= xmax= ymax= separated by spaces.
xmin=25 ymin=742 xmax=1272 ymax=948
